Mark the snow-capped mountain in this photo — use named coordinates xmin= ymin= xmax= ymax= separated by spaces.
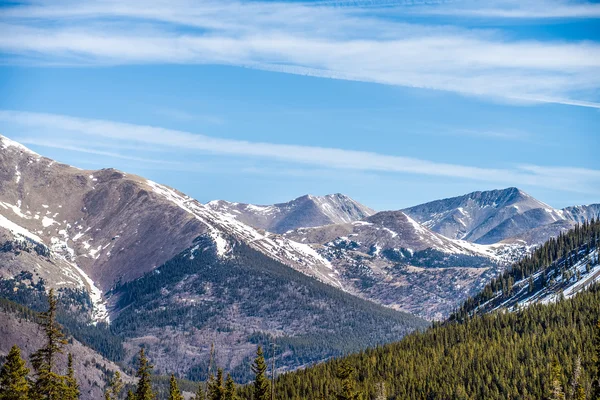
xmin=403 ymin=187 xmax=595 ymax=245
xmin=207 ymin=193 xmax=375 ymax=234
xmin=0 ymin=134 xmax=426 ymax=381
xmin=282 ymin=210 xmax=521 ymax=319
xmin=0 ymin=135 xmax=339 ymax=320
xmin=562 ymin=204 xmax=600 ymax=224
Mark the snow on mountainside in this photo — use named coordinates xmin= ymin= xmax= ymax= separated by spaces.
xmin=562 ymin=204 xmax=600 ymax=224
xmin=402 ymin=187 xmax=593 ymax=245
xmin=285 ymin=210 xmax=506 ymax=261
xmin=0 ymin=135 xmax=338 ymax=321
xmin=474 ymin=247 xmax=600 ymax=316
xmin=282 ymin=209 xmax=526 ymax=319
xmin=207 ymin=193 xmax=375 ymax=234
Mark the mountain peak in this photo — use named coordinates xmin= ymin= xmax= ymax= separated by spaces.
xmin=207 ymin=193 xmax=375 ymax=233
xmin=403 ymin=187 xmax=564 ymax=243
xmin=0 ymin=134 xmax=40 ymax=157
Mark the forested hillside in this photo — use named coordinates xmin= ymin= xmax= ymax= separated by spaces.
xmin=109 ymin=236 xmax=426 ymax=382
xmin=263 ymin=284 xmax=600 ymax=399
xmin=453 ymin=218 xmax=600 ymax=320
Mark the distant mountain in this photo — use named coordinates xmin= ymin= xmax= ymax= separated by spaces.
xmin=207 ymin=193 xmax=375 ymax=234
xmin=562 ymin=204 xmax=600 ymax=224
xmin=402 ymin=187 xmax=597 ymax=245
xmin=0 ymin=134 xmax=425 ymax=384
xmin=283 ymin=210 xmax=517 ymax=319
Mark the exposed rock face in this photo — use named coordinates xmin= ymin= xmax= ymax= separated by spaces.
xmin=207 ymin=193 xmax=375 ymax=234
xmin=403 ymin=187 xmax=575 ymax=245
xmin=283 ymin=210 xmax=514 ymax=319
xmin=562 ymin=204 xmax=600 ymax=224
xmin=0 ymin=134 xmax=339 ymax=314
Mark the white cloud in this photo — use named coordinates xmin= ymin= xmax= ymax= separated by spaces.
xmin=0 ymin=0 xmax=599 ymax=107
xmin=1 ymin=109 xmax=598 ymax=194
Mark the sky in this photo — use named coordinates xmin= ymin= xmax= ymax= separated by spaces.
xmin=0 ymin=0 xmax=599 ymax=211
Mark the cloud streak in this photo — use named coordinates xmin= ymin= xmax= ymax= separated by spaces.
xmin=1 ymin=109 xmax=598 ymax=194
xmin=0 ymin=1 xmax=599 ymax=108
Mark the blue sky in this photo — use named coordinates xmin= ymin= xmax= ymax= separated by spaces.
xmin=0 ymin=0 xmax=599 ymax=210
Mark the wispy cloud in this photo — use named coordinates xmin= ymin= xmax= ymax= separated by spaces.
xmin=0 ymin=1 xmax=598 ymax=108
xmin=1 ymin=109 xmax=598 ymax=194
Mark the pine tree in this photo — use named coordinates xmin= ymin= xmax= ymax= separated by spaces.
xmin=168 ymin=374 xmax=183 ymax=400
xmin=104 ymin=371 xmax=124 ymax=400
xmin=134 ymin=348 xmax=155 ymax=400
xmin=336 ymin=362 xmax=359 ymax=400
xmin=251 ymin=346 xmax=269 ymax=400
xmin=0 ymin=345 xmax=30 ymax=400
xmin=126 ymin=390 xmax=135 ymax=400
xmin=549 ymin=357 xmax=566 ymax=400
xmin=193 ymin=383 xmax=206 ymax=400
xmin=30 ymin=288 xmax=69 ymax=400
xmin=570 ymin=356 xmax=583 ymax=400
xmin=594 ymin=319 xmax=600 ymax=400
xmin=208 ymin=368 xmax=224 ymax=400
xmin=224 ymin=374 xmax=236 ymax=400
xmin=64 ymin=353 xmax=79 ymax=400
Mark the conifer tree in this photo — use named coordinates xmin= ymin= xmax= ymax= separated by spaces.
xmin=0 ymin=345 xmax=30 ymax=400
xmin=224 ymin=374 xmax=236 ymax=400
xmin=208 ymin=368 xmax=224 ymax=400
xmin=134 ymin=348 xmax=155 ymax=400
xmin=570 ymin=356 xmax=583 ymax=400
xmin=251 ymin=346 xmax=269 ymax=400
xmin=168 ymin=374 xmax=183 ymax=400
xmin=64 ymin=353 xmax=79 ymax=400
xmin=549 ymin=357 xmax=566 ymax=400
xmin=104 ymin=371 xmax=124 ymax=400
xmin=193 ymin=383 xmax=206 ymax=400
xmin=594 ymin=319 xmax=600 ymax=400
xmin=30 ymin=288 xmax=69 ymax=400
xmin=126 ymin=390 xmax=135 ymax=400
xmin=336 ymin=362 xmax=359 ymax=400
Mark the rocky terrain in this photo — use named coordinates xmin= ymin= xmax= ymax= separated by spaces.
xmin=1 ymin=134 xmax=598 ymax=390
xmin=207 ymin=193 xmax=375 ymax=234
xmin=403 ymin=187 xmax=599 ymax=246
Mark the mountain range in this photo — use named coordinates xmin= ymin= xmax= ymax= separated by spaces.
xmin=0 ymin=134 xmax=598 ymax=395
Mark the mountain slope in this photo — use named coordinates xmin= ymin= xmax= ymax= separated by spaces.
xmin=108 ymin=238 xmax=426 ymax=382
xmin=403 ymin=187 xmax=568 ymax=244
xmin=0 ymin=298 xmax=130 ymax=400
xmin=454 ymin=218 xmax=600 ymax=319
xmin=255 ymin=221 xmax=600 ymax=399
xmin=262 ymin=283 xmax=600 ymax=400
xmin=0 ymin=134 xmax=426 ymax=381
xmin=283 ymin=210 xmax=513 ymax=319
xmin=0 ymin=134 xmax=340 ymax=316
xmin=207 ymin=193 xmax=375 ymax=234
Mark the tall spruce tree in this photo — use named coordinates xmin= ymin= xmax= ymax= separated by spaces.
xmin=0 ymin=345 xmax=30 ymax=400
xmin=594 ymin=319 xmax=600 ymax=400
xmin=168 ymin=374 xmax=183 ymax=400
xmin=104 ymin=371 xmax=124 ymax=400
xmin=134 ymin=348 xmax=155 ymax=400
xmin=193 ymin=383 xmax=206 ymax=400
xmin=64 ymin=353 xmax=79 ymax=400
xmin=208 ymin=368 xmax=224 ymax=400
xmin=336 ymin=362 xmax=359 ymax=400
xmin=549 ymin=357 xmax=566 ymax=400
xmin=251 ymin=346 xmax=269 ymax=400
xmin=224 ymin=374 xmax=236 ymax=400
xmin=30 ymin=288 xmax=69 ymax=400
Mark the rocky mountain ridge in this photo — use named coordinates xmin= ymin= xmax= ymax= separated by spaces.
xmin=207 ymin=193 xmax=375 ymax=234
